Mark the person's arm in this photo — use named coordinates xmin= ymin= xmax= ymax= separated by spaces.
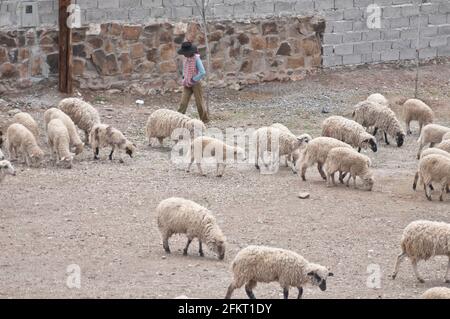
xmin=192 ymin=56 xmax=206 ymax=82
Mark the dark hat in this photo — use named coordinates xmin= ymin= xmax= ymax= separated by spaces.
xmin=177 ymin=41 xmax=197 ymax=55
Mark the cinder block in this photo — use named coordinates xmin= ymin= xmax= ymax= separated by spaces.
xmin=213 ymin=4 xmax=234 ymax=17
xmin=409 ymin=16 xmax=429 ymax=28
xmin=274 ymin=1 xmax=295 ymax=13
xmin=342 ymin=31 xmax=362 ymax=42
xmin=380 ymin=49 xmax=399 ymax=61
xmin=399 ymin=48 xmax=416 ymax=60
xmin=362 ymin=30 xmax=381 ymax=40
xmin=322 ymin=45 xmax=334 ymax=56
xmin=344 ymin=8 xmax=363 ymax=20
xmin=437 ymin=45 xmax=450 ymax=56
xmin=150 ymin=7 xmax=167 ymax=18
xmin=323 ymin=55 xmax=343 ymax=67
xmin=253 ymin=1 xmax=274 ymax=14
xmin=233 ymin=3 xmax=254 ymax=16
xmin=332 ymin=20 xmax=353 ymax=32
xmin=334 ymin=43 xmax=354 ymax=55
xmin=392 ymin=0 xmax=411 ymax=4
xmin=326 ymin=9 xmax=344 ymax=21
xmin=353 ymin=42 xmax=373 ymax=53
xmin=86 ymin=9 xmax=107 ymax=21
xmin=401 ymin=4 xmax=420 ymax=17
xmin=382 ymin=6 xmax=402 ymax=19
xmin=173 ymin=6 xmax=193 ymax=18
xmin=418 ymin=47 xmax=437 ymax=59
xmin=119 ymin=0 xmax=140 ymax=8
xmin=334 ymin=0 xmax=354 ymax=10
xmin=163 ymin=0 xmax=183 ymax=6
xmin=293 ymin=1 xmax=315 ymax=12
xmin=0 ymin=13 xmax=11 ymax=27
xmin=129 ymin=8 xmax=151 ymax=20
xmin=343 ymin=54 xmax=362 ymax=65
xmin=40 ymin=13 xmax=58 ymax=25
xmin=107 ymin=8 xmax=130 ymax=21
xmin=142 ymin=0 xmax=164 ymax=8
xmin=438 ymin=25 xmax=450 ymax=35
xmin=354 ymin=0 xmax=374 ymax=8
xmin=439 ymin=2 xmax=450 ymax=14
xmin=392 ymin=39 xmax=411 ymax=49
xmin=430 ymin=36 xmax=448 ymax=48
xmin=421 ymin=26 xmax=439 ymax=37
xmin=314 ymin=0 xmax=334 ymax=11
xmin=353 ymin=21 xmax=368 ymax=31
xmin=76 ymin=0 xmax=98 ymax=9
xmin=420 ymin=3 xmax=439 ymax=15
xmin=382 ymin=30 xmax=400 ymax=40
xmin=38 ymin=1 xmax=54 ymax=14
xmin=389 ymin=17 xmax=409 ymax=28
xmin=98 ymin=0 xmax=120 ymax=9
xmin=400 ymin=29 xmax=417 ymax=40
xmin=323 ymin=33 xmax=343 ymax=44
xmin=373 ymin=40 xmax=393 ymax=51
xmin=429 ymin=14 xmax=447 ymax=25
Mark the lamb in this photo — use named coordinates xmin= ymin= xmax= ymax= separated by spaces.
xmin=403 ymin=99 xmax=434 ymax=135
xmin=352 ymin=101 xmax=405 ymax=147
xmin=6 ymin=123 xmax=44 ymax=167
xmin=186 ymin=136 xmax=246 ymax=177
xmin=270 ymin=123 xmax=312 ymax=170
xmin=436 ymin=139 xmax=450 ymax=153
xmin=90 ymin=124 xmax=136 ymax=161
xmin=322 ymin=116 xmax=378 ymax=153
xmin=156 ymin=197 xmax=226 ymax=260
xmin=296 ymin=136 xmax=353 ymax=181
xmin=325 ymin=147 xmax=374 ymax=191
xmin=0 ymin=160 xmax=16 ymax=183
xmin=366 ymin=93 xmax=388 ymax=107
xmin=416 ymin=124 xmax=450 ymax=159
xmin=47 ymin=119 xmax=74 ymax=169
xmin=391 ymin=220 xmax=450 ymax=283
xmin=44 ymin=108 xmax=84 ymax=155
xmin=12 ymin=112 xmax=39 ymax=139
xmin=225 ymin=245 xmax=333 ymax=299
xmin=421 ymin=287 xmax=450 ymax=299
xmin=253 ymin=126 xmax=310 ymax=172
xmin=146 ymin=109 xmax=206 ymax=146
xmin=412 ymin=148 xmax=450 ymax=191
xmin=415 ymin=154 xmax=450 ymax=201
xmin=58 ymin=97 xmax=101 ymax=144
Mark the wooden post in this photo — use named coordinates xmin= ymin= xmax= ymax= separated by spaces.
xmin=58 ymin=0 xmax=73 ymax=94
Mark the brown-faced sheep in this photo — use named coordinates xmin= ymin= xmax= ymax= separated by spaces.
xmin=415 ymin=154 xmax=450 ymax=201
xmin=412 ymin=148 xmax=450 ymax=192
xmin=403 ymin=99 xmax=434 ymax=135
xmin=90 ymin=124 xmax=136 ymax=162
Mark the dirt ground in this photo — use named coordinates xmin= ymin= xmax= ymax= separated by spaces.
xmin=0 ymin=62 xmax=449 ymax=299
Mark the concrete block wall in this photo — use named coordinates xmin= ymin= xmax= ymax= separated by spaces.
xmin=1 ymin=0 xmax=449 ymax=66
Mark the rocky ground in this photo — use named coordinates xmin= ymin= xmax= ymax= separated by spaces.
xmin=0 ymin=62 xmax=449 ymax=299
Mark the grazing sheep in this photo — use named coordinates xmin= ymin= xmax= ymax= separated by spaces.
xmin=146 ymin=109 xmax=206 ymax=146
xmin=186 ymin=136 xmax=246 ymax=177
xmin=225 ymin=245 xmax=333 ymax=299
xmin=270 ymin=123 xmax=312 ymax=170
xmin=325 ymin=147 xmax=374 ymax=191
xmin=322 ymin=116 xmax=378 ymax=153
xmin=391 ymin=220 xmax=450 ymax=283
xmin=416 ymin=124 xmax=450 ymax=159
xmin=156 ymin=197 xmax=226 ymax=260
xmin=12 ymin=112 xmax=39 ymax=139
xmin=90 ymin=124 xmax=136 ymax=162
xmin=297 ymin=137 xmax=353 ymax=181
xmin=366 ymin=93 xmax=388 ymax=107
xmin=352 ymin=101 xmax=405 ymax=147
xmin=0 ymin=160 xmax=16 ymax=183
xmin=443 ymin=132 xmax=450 ymax=141
xmin=47 ymin=119 xmax=74 ymax=169
xmin=415 ymin=154 xmax=450 ymax=201
xmin=403 ymin=99 xmax=434 ymax=135
xmin=254 ymin=126 xmax=310 ymax=172
xmin=436 ymin=139 xmax=450 ymax=153
xmin=412 ymin=148 xmax=450 ymax=191
xmin=44 ymin=108 xmax=84 ymax=155
xmin=6 ymin=123 xmax=44 ymax=167
xmin=422 ymin=287 xmax=450 ymax=299
xmin=58 ymin=98 xmax=101 ymax=144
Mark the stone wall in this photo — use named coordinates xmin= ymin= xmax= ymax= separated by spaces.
xmin=0 ymin=16 xmax=325 ymax=92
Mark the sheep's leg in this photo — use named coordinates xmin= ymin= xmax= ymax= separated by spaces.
xmin=439 ymin=183 xmax=446 ymax=201
xmin=245 ymin=280 xmax=257 ymax=299
xmin=353 ymin=176 xmax=357 ymax=188
xmin=384 ymin=132 xmax=390 ymax=145
xmin=446 ymin=184 xmax=449 ymax=193
xmin=326 ymin=172 xmax=332 ymax=187
xmin=94 ymin=147 xmax=100 ymax=160
xmin=357 ymin=147 xmax=361 ymax=153
xmin=196 ymin=163 xmax=206 ymax=176
xmin=372 ymin=127 xmax=378 ymax=136
xmin=406 ymin=121 xmax=411 ymax=135
xmin=416 ymin=143 xmax=425 ymax=159
xmin=411 ymin=258 xmax=425 ymax=283
xmin=157 ymin=137 xmax=164 ymax=147
xmin=198 ymin=240 xmax=204 ymax=257
xmin=429 ymin=142 xmax=435 ymax=147
xmin=445 ymin=257 xmax=450 ymax=283
xmin=346 ymin=174 xmax=352 ymax=187
xmin=424 ymin=183 xmax=432 ymax=201
xmin=391 ymin=252 xmax=406 ymax=279
xmin=418 ymin=122 xmax=423 ymax=134
xmin=109 ymin=146 xmax=115 ymax=161
xmin=282 ymin=287 xmax=289 ymax=299
xmin=412 ymin=172 xmax=419 ymax=190
xmin=317 ymin=163 xmax=326 ymax=180
xmin=297 ymin=287 xmax=303 ymax=299
xmin=339 ymin=171 xmax=347 ymax=184
xmin=331 ymin=172 xmax=336 ymax=186
xmin=225 ymin=283 xmax=237 ymax=299
xmin=217 ymin=164 xmax=226 ymax=177
xmin=301 ymin=164 xmax=307 ymax=181
xmin=162 ymin=232 xmax=170 ymax=253
xmin=183 ymin=238 xmax=193 ymax=256
xmin=84 ymin=130 xmax=90 ymax=145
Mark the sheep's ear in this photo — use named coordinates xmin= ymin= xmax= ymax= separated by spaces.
xmin=328 ymin=272 xmax=334 ymax=277
xmin=307 ymin=271 xmax=315 ymax=276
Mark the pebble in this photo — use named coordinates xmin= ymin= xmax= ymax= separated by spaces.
xmin=298 ymin=192 xmax=310 ymax=199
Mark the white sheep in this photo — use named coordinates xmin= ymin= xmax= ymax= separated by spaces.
xmin=0 ymin=160 xmax=16 ymax=183
xmin=436 ymin=139 xmax=450 ymax=153
xmin=403 ymin=99 xmax=434 ymax=135
xmin=366 ymin=93 xmax=388 ymax=107
xmin=90 ymin=124 xmax=136 ymax=162
xmin=12 ymin=112 xmax=39 ymax=139
xmin=415 ymin=154 xmax=450 ymax=201
xmin=47 ymin=119 xmax=74 ymax=169
xmin=44 ymin=108 xmax=84 ymax=155
xmin=6 ymin=123 xmax=44 ymax=167
xmin=322 ymin=116 xmax=378 ymax=153
xmin=156 ymin=197 xmax=226 ymax=260
xmin=416 ymin=124 xmax=450 ymax=159
xmin=186 ymin=136 xmax=246 ymax=177
xmin=297 ymin=136 xmax=353 ymax=181
xmin=270 ymin=123 xmax=312 ymax=170
xmin=146 ymin=109 xmax=206 ymax=146
xmin=254 ymin=126 xmax=310 ymax=172
xmin=58 ymin=97 xmax=101 ymax=144
xmin=391 ymin=220 xmax=450 ymax=283
xmin=325 ymin=147 xmax=374 ymax=191
xmin=421 ymin=287 xmax=450 ymax=299
xmin=443 ymin=132 xmax=450 ymax=141
xmin=352 ymin=101 xmax=405 ymax=147
xmin=225 ymin=245 xmax=333 ymax=299
xmin=412 ymin=148 xmax=450 ymax=192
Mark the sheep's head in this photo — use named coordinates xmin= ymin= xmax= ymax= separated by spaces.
xmin=30 ymin=147 xmax=44 ymax=167
xmin=306 ymin=263 xmax=333 ymax=291
xmin=362 ymin=174 xmax=374 ymax=191
xmin=297 ymin=133 xmax=312 ymax=146
xmin=361 ymin=137 xmax=377 ymax=152
xmin=125 ymin=141 xmax=137 ymax=158
xmin=396 ymin=132 xmax=405 ymax=147
xmin=74 ymin=143 xmax=84 ymax=155
xmin=0 ymin=160 xmax=16 ymax=177
xmin=60 ymin=154 xmax=74 ymax=169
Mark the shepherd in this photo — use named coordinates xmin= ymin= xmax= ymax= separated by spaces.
xmin=177 ymin=41 xmax=208 ymax=123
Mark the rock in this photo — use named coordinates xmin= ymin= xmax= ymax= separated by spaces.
xmin=0 ymin=62 xmax=17 ymax=78
xmin=122 ymin=25 xmax=142 ymax=40
xmin=159 ymin=44 xmax=175 ymax=61
xmin=159 ymin=61 xmax=177 ymax=73
xmin=262 ymin=22 xmax=278 ymax=35
xmin=106 ymin=89 xmax=121 ymax=95
xmin=298 ymin=192 xmax=310 ymax=199
xmin=250 ymin=35 xmax=266 ymax=50
xmin=136 ymin=99 xmax=144 ymax=105
xmin=276 ymin=42 xmax=292 ymax=56
xmin=237 ymin=33 xmax=249 ymax=45
xmin=174 ymin=295 xmax=189 ymax=299
xmin=130 ymin=43 xmax=145 ymax=59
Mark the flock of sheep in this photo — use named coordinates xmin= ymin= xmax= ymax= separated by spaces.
xmin=0 ymin=92 xmax=449 ymax=299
